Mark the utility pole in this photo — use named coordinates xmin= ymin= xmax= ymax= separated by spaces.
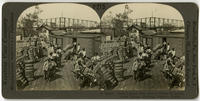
xmin=124 ymin=4 xmax=129 ymax=27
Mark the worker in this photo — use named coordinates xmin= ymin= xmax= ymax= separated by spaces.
xmin=80 ymin=48 xmax=87 ymax=59
xmin=163 ymin=41 xmax=167 ymax=47
xmin=171 ymin=48 xmax=176 ymax=58
xmin=72 ymin=41 xmax=77 ymax=54
xmin=91 ymin=53 xmax=100 ymax=62
xmin=139 ymin=45 xmax=144 ymax=54
xmin=141 ymin=51 xmax=149 ymax=61
xmin=169 ymin=48 xmax=176 ymax=58
xmin=28 ymin=46 xmax=36 ymax=61
xmin=72 ymin=59 xmax=83 ymax=80
xmin=52 ymin=51 xmax=59 ymax=67
xmin=41 ymin=39 xmax=46 ymax=49
xmin=56 ymin=47 xmax=62 ymax=67
xmin=73 ymin=41 xmax=77 ymax=48
xmin=37 ymin=42 xmax=43 ymax=58
xmin=162 ymin=41 xmax=167 ymax=54
xmin=142 ymin=50 xmax=151 ymax=67
xmin=164 ymin=57 xmax=175 ymax=72
xmin=124 ymin=38 xmax=128 ymax=50
xmin=132 ymin=58 xmax=140 ymax=75
xmin=134 ymin=59 xmax=146 ymax=81
xmin=74 ymin=59 xmax=81 ymax=72
xmin=43 ymin=58 xmax=50 ymax=80
xmin=146 ymin=47 xmax=152 ymax=65
xmin=138 ymin=52 xmax=143 ymax=60
xmin=146 ymin=47 xmax=152 ymax=55
xmin=48 ymin=58 xmax=57 ymax=81
xmin=130 ymin=39 xmax=134 ymax=47
xmin=48 ymin=44 xmax=54 ymax=57
xmin=170 ymin=57 xmax=185 ymax=88
xmin=167 ymin=43 xmax=170 ymax=52
xmin=122 ymin=35 xmax=127 ymax=42
xmin=77 ymin=43 xmax=81 ymax=53
xmin=49 ymin=52 xmax=54 ymax=60
xmin=162 ymin=56 xmax=176 ymax=83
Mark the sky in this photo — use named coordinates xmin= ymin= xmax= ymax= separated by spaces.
xmin=102 ymin=3 xmax=183 ymax=20
xmin=18 ymin=3 xmax=183 ymax=23
xmin=18 ymin=3 xmax=101 ymax=22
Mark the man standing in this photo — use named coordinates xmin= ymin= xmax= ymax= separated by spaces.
xmin=48 ymin=44 xmax=54 ymax=57
xmin=167 ymin=43 xmax=170 ymax=52
xmin=43 ymin=58 xmax=50 ymax=80
xmin=171 ymin=48 xmax=176 ymax=58
xmin=80 ymin=48 xmax=86 ymax=59
xmin=138 ymin=45 xmax=144 ymax=55
xmin=169 ymin=48 xmax=176 ymax=58
xmin=77 ymin=43 xmax=81 ymax=53
xmin=72 ymin=41 xmax=77 ymax=54
xmin=146 ymin=47 xmax=152 ymax=63
xmin=56 ymin=47 xmax=62 ymax=67
xmin=162 ymin=41 xmax=167 ymax=54
xmin=141 ymin=51 xmax=149 ymax=65
xmin=48 ymin=58 xmax=57 ymax=81
xmin=163 ymin=41 xmax=167 ymax=46
xmin=91 ymin=53 xmax=100 ymax=62
xmin=138 ymin=52 xmax=143 ymax=60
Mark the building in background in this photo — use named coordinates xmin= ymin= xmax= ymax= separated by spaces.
xmin=48 ymin=28 xmax=108 ymax=57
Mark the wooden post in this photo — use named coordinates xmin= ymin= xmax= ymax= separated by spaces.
xmin=68 ymin=18 xmax=70 ymax=27
xmin=136 ymin=19 xmax=138 ymax=26
xmin=158 ymin=18 xmax=160 ymax=28
xmin=90 ymin=21 xmax=92 ymax=27
xmin=89 ymin=21 xmax=91 ymax=27
xmin=162 ymin=18 xmax=165 ymax=28
xmin=59 ymin=17 xmax=61 ymax=28
xmin=150 ymin=17 xmax=152 ymax=28
xmin=130 ymin=19 xmax=133 ymax=25
xmin=145 ymin=18 xmax=147 ymax=28
xmin=83 ymin=20 xmax=86 ymax=27
xmin=64 ymin=17 xmax=66 ymax=27
xmin=86 ymin=20 xmax=89 ymax=28
xmin=176 ymin=20 xmax=178 ymax=28
xmin=77 ymin=19 xmax=79 ymax=25
xmin=153 ymin=17 xmax=156 ymax=28
xmin=55 ymin=18 xmax=57 ymax=27
xmin=72 ymin=19 xmax=75 ymax=26
xmin=167 ymin=19 xmax=169 ymax=24
xmin=151 ymin=38 xmax=153 ymax=49
xmin=46 ymin=19 xmax=48 ymax=25
xmin=178 ymin=20 xmax=180 ymax=28
xmin=50 ymin=18 xmax=52 ymax=27
xmin=81 ymin=20 xmax=84 ymax=26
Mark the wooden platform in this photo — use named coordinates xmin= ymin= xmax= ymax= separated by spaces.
xmin=24 ymin=60 xmax=80 ymax=90
xmin=23 ymin=57 xmax=184 ymax=90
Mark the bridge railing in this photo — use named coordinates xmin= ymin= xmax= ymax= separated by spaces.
xmin=131 ymin=17 xmax=184 ymax=29
xmin=39 ymin=17 xmax=99 ymax=29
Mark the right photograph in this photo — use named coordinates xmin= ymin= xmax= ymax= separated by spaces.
xmin=100 ymin=3 xmax=185 ymax=90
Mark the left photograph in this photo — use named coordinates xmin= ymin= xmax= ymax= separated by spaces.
xmin=16 ymin=3 xmax=101 ymax=90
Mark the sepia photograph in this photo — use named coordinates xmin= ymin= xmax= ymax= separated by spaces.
xmin=16 ymin=3 xmax=185 ymax=91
